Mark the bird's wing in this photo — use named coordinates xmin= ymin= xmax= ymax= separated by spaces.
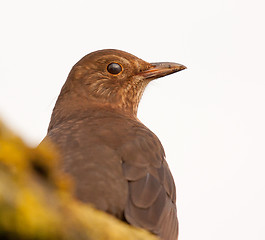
xmin=119 ymin=130 xmax=178 ymax=240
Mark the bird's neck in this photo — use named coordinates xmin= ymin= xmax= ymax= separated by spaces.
xmin=48 ymin=90 xmax=140 ymax=131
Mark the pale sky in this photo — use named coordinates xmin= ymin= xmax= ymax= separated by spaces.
xmin=1 ymin=1 xmax=265 ymax=239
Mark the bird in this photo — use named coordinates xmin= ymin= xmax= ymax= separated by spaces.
xmin=42 ymin=49 xmax=186 ymax=240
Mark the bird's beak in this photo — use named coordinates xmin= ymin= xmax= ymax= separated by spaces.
xmin=140 ymin=62 xmax=186 ymax=80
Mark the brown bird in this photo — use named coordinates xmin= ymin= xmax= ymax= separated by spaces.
xmin=42 ymin=49 xmax=186 ymax=240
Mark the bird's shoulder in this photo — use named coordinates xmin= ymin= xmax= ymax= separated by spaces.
xmin=47 ymin=108 xmax=161 ymax=150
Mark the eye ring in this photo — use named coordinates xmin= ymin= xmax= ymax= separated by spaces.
xmin=107 ymin=63 xmax=123 ymax=75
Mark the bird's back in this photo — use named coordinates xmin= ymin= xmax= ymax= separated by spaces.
xmin=44 ymin=107 xmax=178 ymax=239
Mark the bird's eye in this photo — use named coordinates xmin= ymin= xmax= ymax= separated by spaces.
xmin=107 ymin=63 xmax=122 ymax=75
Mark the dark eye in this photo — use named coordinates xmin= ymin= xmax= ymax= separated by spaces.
xmin=107 ymin=63 xmax=122 ymax=75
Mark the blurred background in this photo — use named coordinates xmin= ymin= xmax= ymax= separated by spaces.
xmin=1 ymin=0 xmax=265 ymax=239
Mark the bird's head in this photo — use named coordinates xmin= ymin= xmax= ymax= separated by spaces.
xmin=56 ymin=49 xmax=186 ymax=118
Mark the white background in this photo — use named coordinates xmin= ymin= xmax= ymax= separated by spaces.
xmin=1 ymin=1 xmax=265 ymax=239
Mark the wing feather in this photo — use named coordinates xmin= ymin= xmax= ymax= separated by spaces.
xmin=120 ymin=130 xmax=178 ymax=240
